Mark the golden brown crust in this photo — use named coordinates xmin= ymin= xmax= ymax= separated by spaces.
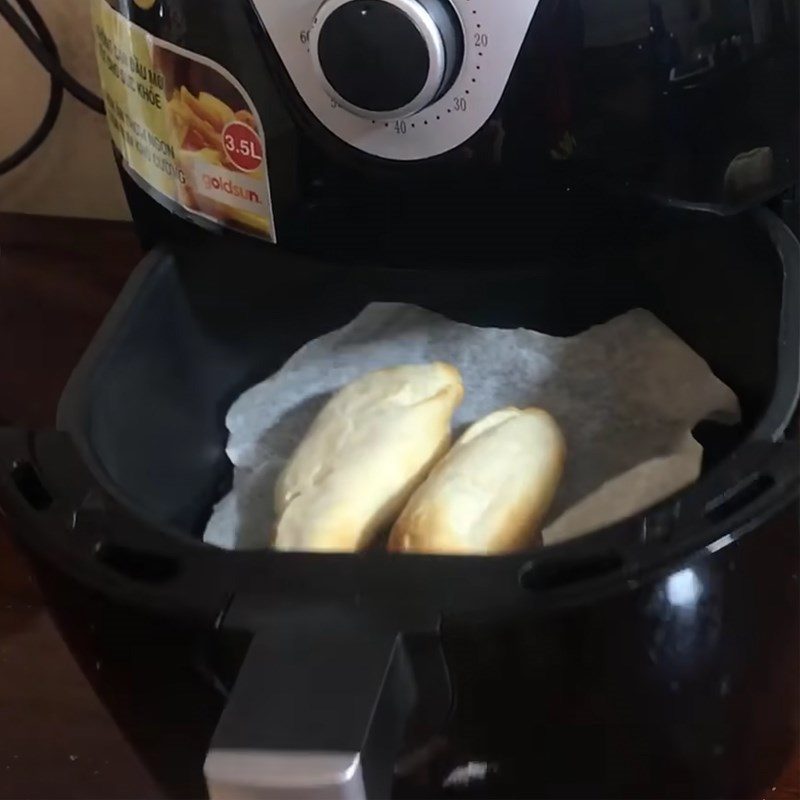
xmin=388 ymin=407 xmax=565 ymax=555
xmin=272 ymin=363 xmax=464 ymax=552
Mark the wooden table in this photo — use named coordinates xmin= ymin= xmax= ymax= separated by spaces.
xmin=0 ymin=213 xmax=797 ymax=799
xmin=0 ymin=215 xmax=163 ymax=799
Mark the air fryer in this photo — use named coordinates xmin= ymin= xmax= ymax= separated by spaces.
xmin=0 ymin=0 xmax=798 ymax=798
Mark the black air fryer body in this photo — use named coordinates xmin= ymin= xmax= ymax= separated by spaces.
xmin=1 ymin=0 xmax=798 ymax=797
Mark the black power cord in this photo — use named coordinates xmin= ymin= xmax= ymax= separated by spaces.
xmin=0 ymin=0 xmax=105 ymax=176
xmin=0 ymin=0 xmax=63 ymax=176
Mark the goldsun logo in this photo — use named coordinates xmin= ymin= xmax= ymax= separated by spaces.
xmin=201 ymin=174 xmax=261 ymax=205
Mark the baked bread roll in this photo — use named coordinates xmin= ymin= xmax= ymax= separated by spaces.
xmin=389 ymin=407 xmax=565 ymax=555
xmin=273 ymin=363 xmax=464 ymax=552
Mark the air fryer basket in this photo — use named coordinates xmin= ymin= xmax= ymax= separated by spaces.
xmin=0 ymin=207 xmax=793 ymax=621
xmin=54 ymin=207 xmax=798 ymax=543
xmin=0 ymin=207 xmax=797 ymax=799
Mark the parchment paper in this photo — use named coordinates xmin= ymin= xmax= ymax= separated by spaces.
xmin=203 ymin=303 xmax=740 ymax=550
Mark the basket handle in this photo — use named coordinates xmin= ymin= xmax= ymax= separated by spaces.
xmin=205 ymin=607 xmax=419 ymax=799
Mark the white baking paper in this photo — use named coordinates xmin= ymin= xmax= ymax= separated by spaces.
xmin=202 ymin=303 xmax=740 ymax=550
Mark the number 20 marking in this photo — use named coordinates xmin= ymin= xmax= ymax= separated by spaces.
xmin=474 ymin=32 xmax=488 ymax=47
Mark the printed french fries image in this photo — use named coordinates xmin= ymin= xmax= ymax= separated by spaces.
xmin=224 ymin=207 xmax=270 ymax=233
xmin=182 ymin=88 xmax=235 ymax=132
xmin=167 ymin=89 xmax=227 ymax=163
xmin=234 ymin=109 xmax=257 ymax=127
xmin=166 ymin=85 xmax=270 ymax=237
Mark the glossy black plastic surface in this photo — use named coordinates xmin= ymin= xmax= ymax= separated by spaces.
xmin=397 ymin=501 xmax=800 ymax=799
xmin=3 ymin=455 xmax=796 ymax=799
xmin=105 ymin=0 xmax=798 ymax=266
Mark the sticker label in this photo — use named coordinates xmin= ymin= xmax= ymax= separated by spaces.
xmin=92 ymin=0 xmax=275 ymax=241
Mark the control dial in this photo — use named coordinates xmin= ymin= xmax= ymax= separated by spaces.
xmin=310 ymin=0 xmax=464 ymax=120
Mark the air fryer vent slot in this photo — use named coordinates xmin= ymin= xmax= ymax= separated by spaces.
xmin=705 ymin=473 xmax=775 ymax=524
xmin=11 ymin=461 xmax=53 ymax=511
xmin=94 ymin=541 xmax=180 ymax=584
xmin=519 ymin=551 xmax=624 ymax=592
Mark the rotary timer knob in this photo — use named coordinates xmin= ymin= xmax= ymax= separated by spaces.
xmin=310 ymin=0 xmax=464 ymax=119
